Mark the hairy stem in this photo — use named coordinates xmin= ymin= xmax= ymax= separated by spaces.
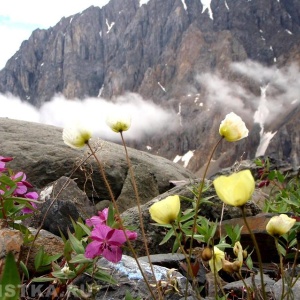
xmin=119 ymin=132 xmax=162 ymax=299
xmin=87 ymin=141 xmax=157 ymax=299
xmin=241 ymin=205 xmax=267 ymax=299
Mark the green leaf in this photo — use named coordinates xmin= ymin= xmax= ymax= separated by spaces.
xmin=19 ymin=261 xmax=29 ymax=280
xmin=68 ymin=229 xmax=85 ymax=254
xmin=0 ymin=252 xmax=21 ymax=300
xmin=42 ymin=253 xmax=62 ymax=266
xmin=0 ymin=174 xmax=16 ymax=187
xmin=125 ymin=290 xmax=142 ymax=300
xmin=159 ymin=228 xmax=174 ymax=245
xmin=31 ymin=277 xmax=55 ymax=283
xmin=34 ymin=247 xmax=45 ymax=271
xmin=107 ymin=203 xmax=115 ymax=227
xmin=86 ymin=267 xmax=117 ymax=285
xmin=69 ymin=254 xmax=93 ymax=264
xmin=246 ymin=254 xmax=253 ymax=270
xmin=76 ymin=222 xmax=91 ymax=236
xmin=179 ymin=211 xmax=195 ymax=222
xmin=51 ymin=270 xmax=75 ymax=280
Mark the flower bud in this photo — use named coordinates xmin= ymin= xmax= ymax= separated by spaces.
xmin=201 ymin=247 xmax=213 ymax=261
xmin=222 ymin=259 xmax=241 ymax=274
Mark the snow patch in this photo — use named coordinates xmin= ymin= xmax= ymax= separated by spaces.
xmin=106 ymin=19 xmax=115 ymax=34
xmin=254 ymin=85 xmax=277 ymax=157
xmin=177 ymin=102 xmax=182 ymax=126
xmin=146 ymin=145 xmax=152 ymax=151
xmin=201 ymin=0 xmax=213 ymax=20
xmin=97 ymin=85 xmax=104 ymax=97
xmin=157 ymin=82 xmax=166 ymax=92
xmin=181 ymin=0 xmax=187 ymax=10
xmin=285 ymin=29 xmax=293 ymax=35
xmin=173 ymin=150 xmax=195 ymax=168
xmin=224 ymin=0 xmax=229 ymax=10
xmin=139 ymin=0 xmax=150 ymax=6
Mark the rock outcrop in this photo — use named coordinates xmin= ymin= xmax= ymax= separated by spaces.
xmin=1 ymin=0 xmax=300 ymax=174
xmin=0 ymin=117 xmax=195 ymax=211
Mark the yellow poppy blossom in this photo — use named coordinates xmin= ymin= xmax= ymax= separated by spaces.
xmin=266 ymin=214 xmax=296 ymax=236
xmin=213 ymin=170 xmax=255 ymax=207
xmin=149 ymin=195 xmax=180 ymax=225
xmin=106 ymin=113 xmax=131 ymax=133
xmin=62 ymin=124 xmax=92 ymax=149
xmin=209 ymin=246 xmax=225 ymax=274
xmin=219 ymin=112 xmax=248 ymax=142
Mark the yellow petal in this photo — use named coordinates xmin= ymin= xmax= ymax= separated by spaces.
xmin=213 ymin=170 xmax=255 ymax=207
xmin=209 ymin=246 xmax=225 ymax=273
xmin=106 ymin=113 xmax=131 ymax=133
xmin=266 ymin=214 xmax=296 ymax=236
xmin=149 ymin=195 xmax=180 ymax=225
xmin=219 ymin=112 xmax=248 ymax=142
xmin=62 ymin=124 xmax=92 ymax=149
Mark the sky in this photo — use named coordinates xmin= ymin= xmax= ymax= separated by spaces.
xmin=0 ymin=0 xmax=115 ymax=69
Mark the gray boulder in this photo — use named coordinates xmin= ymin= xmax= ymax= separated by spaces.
xmin=0 ymin=117 xmax=195 ymax=212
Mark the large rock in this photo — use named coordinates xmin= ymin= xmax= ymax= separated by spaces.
xmin=73 ymin=255 xmax=197 ymax=300
xmin=28 ymin=176 xmax=97 ymax=236
xmin=1 ymin=0 xmax=300 ymax=174
xmin=0 ymin=118 xmax=195 ymax=212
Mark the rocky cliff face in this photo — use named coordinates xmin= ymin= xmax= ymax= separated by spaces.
xmin=1 ymin=0 xmax=300 ymax=174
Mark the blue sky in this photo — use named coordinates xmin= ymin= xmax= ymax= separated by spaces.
xmin=0 ymin=0 xmax=112 ymax=69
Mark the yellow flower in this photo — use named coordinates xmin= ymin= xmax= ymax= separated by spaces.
xmin=149 ymin=195 xmax=180 ymax=225
xmin=233 ymin=241 xmax=243 ymax=265
xmin=106 ymin=113 xmax=131 ymax=133
xmin=62 ymin=124 xmax=92 ymax=149
xmin=219 ymin=112 xmax=249 ymax=142
xmin=266 ymin=214 xmax=296 ymax=236
xmin=209 ymin=246 xmax=225 ymax=274
xmin=213 ymin=170 xmax=255 ymax=207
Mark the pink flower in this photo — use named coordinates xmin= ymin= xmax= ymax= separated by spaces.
xmin=11 ymin=172 xmax=33 ymax=195
xmin=125 ymin=230 xmax=138 ymax=240
xmin=86 ymin=208 xmax=109 ymax=227
xmin=0 ymin=156 xmax=13 ymax=162
xmin=0 ymin=156 xmax=13 ymax=172
xmin=22 ymin=192 xmax=39 ymax=214
xmin=85 ymin=224 xmax=127 ymax=263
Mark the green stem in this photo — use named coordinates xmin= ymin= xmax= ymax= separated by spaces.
xmin=274 ymin=237 xmax=285 ymax=300
xmin=87 ymin=142 xmax=157 ymax=300
xmin=171 ymin=223 xmax=201 ymax=300
xmin=185 ymin=137 xmax=223 ymax=295
xmin=119 ymin=132 xmax=162 ymax=299
xmin=238 ymin=271 xmax=252 ymax=300
xmin=241 ymin=206 xmax=267 ymax=299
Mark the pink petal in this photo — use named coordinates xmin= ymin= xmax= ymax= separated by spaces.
xmin=102 ymin=246 xmax=122 ymax=263
xmin=85 ymin=241 xmax=103 ymax=259
xmin=25 ymin=192 xmax=39 ymax=200
xmin=90 ymin=224 xmax=111 ymax=240
xmin=125 ymin=230 xmax=138 ymax=241
xmin=0 ymin=156 xmax=13 ymax=162
xmin=107 ymin=229 xmax=127 ymax=246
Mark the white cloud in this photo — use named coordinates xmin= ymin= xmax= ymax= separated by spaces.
xmin=0 ymin=93 xmax=40 ymax=122
xmin=196 ymin=61 xmax=300 ymax=125
xmin=0 ymin=93 xmax=179 ymax=141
